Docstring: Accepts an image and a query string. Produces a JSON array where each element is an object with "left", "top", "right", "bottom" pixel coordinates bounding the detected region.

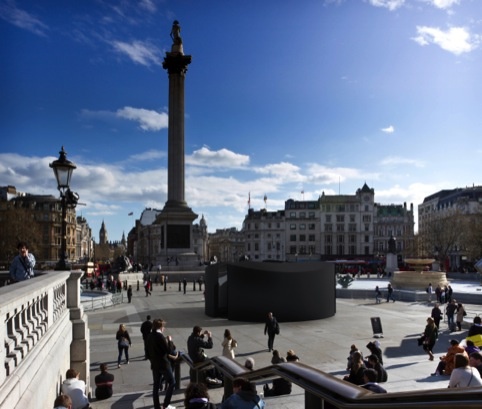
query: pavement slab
[{"left": 87, "top": 277, "right": 482, "bottom": 408}]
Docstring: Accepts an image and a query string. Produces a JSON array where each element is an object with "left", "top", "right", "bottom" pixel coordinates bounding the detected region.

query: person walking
[
  {"left": 116, "top": 324, "right": 131, "bottom": 368},
  {"left": 146, "top": 319, "right": 176, "bottom": 409},
  {"left": 386, "top": 283, "right": 395, "bottom": 302},
  {"left": 431, "top": 303, "right": 443, "bottom": 329},
  {"left": 446, "top": 299, "right": 457, "bottom": 331},
  {"left": 141, "top": 315, "right": 153, "bottom": 360},
  {"left": 222, "top": 328, "right": 236, "bottom": 359},
  {"left": 264, "top": 312, "right": 279, "bottom": 352},
  {"left": 427, "top": 283, "right": 433, "bottom": 302},
  {"left": 422, "top": 317, "right": 438, "bottom": 361},
  {"left": 375, "top": 286, "right": 382, "bottom": 304},
  {"left": 9, "top": 241, "right": 36, "bottom": 282},
  {"left": 456, "top": 302, "right": 466, "bottom": 331}
]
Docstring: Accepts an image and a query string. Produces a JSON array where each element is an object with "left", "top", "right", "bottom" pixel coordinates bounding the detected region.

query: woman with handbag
[
  {"left": 222, "top": 329, "right": 236, "bottom": 359},
  {"left": 456, "top": 303, "right": 466, "bottom": 331},
  {"left": 116, "top": 324, "right": 131, "bottom": 368},
  {"left": 423, "top": 317, "right": 438, "bottom": 361}
]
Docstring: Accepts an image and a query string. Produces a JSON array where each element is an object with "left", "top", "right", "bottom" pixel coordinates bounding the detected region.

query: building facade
[
  {"left": 0, "top": 185, "right": 89, "bottom": 266},
  {"left": 242, "top": 184, "right": 414, "bottom": 263},
  {"left": 207, "top": 227, "right": 245, "bottom": 263}
]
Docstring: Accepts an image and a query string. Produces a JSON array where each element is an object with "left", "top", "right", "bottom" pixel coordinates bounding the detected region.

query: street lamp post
[{"left": 50, "top": 146, "right": 77, "bottom": 271}]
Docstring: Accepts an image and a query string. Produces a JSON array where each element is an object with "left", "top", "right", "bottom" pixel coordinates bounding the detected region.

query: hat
[{"left": 449, "top": 339, "right": 459, "bottom": 345}]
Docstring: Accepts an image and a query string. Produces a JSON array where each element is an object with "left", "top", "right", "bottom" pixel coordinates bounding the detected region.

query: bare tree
[
  {"left": 0, "top": 206, "right": 42, "bottom": 266},
  {"left": 461, "top": 211, "right": 482, "bottom": 262},
  {"left": 419, "top": 210, "right": 466, "bottom": 268}
]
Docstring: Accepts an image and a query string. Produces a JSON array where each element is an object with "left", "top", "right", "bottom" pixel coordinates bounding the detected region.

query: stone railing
[{"left": 0, "top": 270, "right": 89, "bottom": 409}]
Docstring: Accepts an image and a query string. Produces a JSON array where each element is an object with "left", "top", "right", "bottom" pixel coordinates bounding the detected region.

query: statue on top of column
[
  {"left": 170, "top": 20, "right": 183, "bottom": 54},
  {"left": 170, "top": 20, "right": 182, "bottom": 44}
]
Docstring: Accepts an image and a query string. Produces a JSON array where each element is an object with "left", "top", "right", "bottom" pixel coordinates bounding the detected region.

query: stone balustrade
[{"left": 0, "top": 270, "right": 89, "bottom": 409}]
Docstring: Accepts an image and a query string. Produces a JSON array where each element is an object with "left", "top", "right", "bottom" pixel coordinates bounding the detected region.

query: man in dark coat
[
  {"left": 264, "top": 312, "right": 279, "bottom": 352},
  {"left": 187, "top": 326, "right": 221, "bottom": 384},
  {"left": 147, "top": 319, "right": 175, "bottom": 409},
  {"left": 140, "top": 315, "right": 153, "bottom": 360}
]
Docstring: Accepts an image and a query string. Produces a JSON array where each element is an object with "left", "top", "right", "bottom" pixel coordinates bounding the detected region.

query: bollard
[{"left": 193, "top": 280, "right": 196, "bottom": 291}]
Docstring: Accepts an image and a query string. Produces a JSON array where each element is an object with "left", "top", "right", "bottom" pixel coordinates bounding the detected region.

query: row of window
[
  {"left": 321, "top": 204, "right": 371, "bottom": 212},
  {"left": 324, "top": 223, "right": 370, "bottom": 232},
  {"left": 324, "top": 245, "right": 371, "bottom": 255},
  {"left": 288, "top": 245, "right": 317, "bottom": 255},
  {"left": 289, "top": 234, "right": 316, "bottom": 242},
  {"left": 289, "top": 223, "right": 316, "bottom": 230}
]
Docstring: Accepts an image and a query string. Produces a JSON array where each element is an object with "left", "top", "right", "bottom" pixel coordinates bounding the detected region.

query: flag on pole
[
  {"left": 248, "top": 192, "right": 251, "bottom": 208},
  {"left": 264, "top": 194, "right": 267, "bottom": 203},
  {"left": 128, "top": 212, "right": 133, "bottom": 216}
]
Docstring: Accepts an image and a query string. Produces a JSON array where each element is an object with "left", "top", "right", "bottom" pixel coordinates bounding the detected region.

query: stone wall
[{"left": 0, "top": 270, "right": 88, "bottom": 409}]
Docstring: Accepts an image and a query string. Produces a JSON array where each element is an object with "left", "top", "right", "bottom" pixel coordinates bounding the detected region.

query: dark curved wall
[{"left": 207, "top": 261, "right": 335, "bottom": 322}]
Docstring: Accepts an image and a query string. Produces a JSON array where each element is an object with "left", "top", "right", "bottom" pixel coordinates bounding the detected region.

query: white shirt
[
  {"left": 61, "top": 377, "right": 89, "bottom": 409},
  {"left": 449, "top": 366, "right": 482, "bottom": 388}
]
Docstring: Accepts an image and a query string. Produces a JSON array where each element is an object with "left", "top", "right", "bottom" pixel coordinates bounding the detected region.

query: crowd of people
[{"left": 46, "top": 269, "right": 482, "bottom": 409}]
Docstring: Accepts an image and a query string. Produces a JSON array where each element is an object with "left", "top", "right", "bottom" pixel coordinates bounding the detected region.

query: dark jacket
[
  {"left": 187, "top": 332, "right": 213, "bottom": 363},
  {"left": 373, "top": 363, "right": 388, "bottom": 383},
  {"left": 116, "top": 330, "right": 131, "bottom": 346},
  {"left": 186, "top": 402, "right": 217, "bottom": 409},
  {"left": 146, "top": 330, "right": 170, "bottom": 370},
  {"left": 264, "top": 377, "right": 292, "bottom": 396},
  {"left": 468, "top": 324, "right": 482, "bottom": 337},
  {"left": 366, "top": 342, "right": 383, "bottom": 365},
  {"left": 95, "top": 371, "right": 114, "bottom": 400},
  {"left": 264, "top": 317, "right": 279, "bottom": 335},
  {"left": 140, "top": 320, "right": 153, "bottom": 340},
  {"left": 362, "top": 382, "right": 387, "bottom": 393}
]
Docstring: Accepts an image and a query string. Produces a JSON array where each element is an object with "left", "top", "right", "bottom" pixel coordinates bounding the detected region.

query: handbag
[
  {"left": 232, "top": 339, "right": 238, "bottom": 348},
  {"left": 119, "top": 337, "right": 129, "bottom": 347},
  {"left": 417, "top": 335, "right": 426, "bottom": 346}
]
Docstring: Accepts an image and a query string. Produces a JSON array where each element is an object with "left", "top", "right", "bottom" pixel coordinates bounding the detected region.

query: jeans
[
  {"left": 118, "top": 345, "right": 129, "bottom": 364},
  {"left": 267, "top": 332, "right": 276, "bottom": 351},
  {"left": 152, "top": 366, "right": 175, "bottom": 409}
]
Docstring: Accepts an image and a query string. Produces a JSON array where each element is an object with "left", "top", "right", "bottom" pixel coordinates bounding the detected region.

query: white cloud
[
  {"left": 413, "top": 26, "right": 480, "bottom": 55},
  {"left": 380, "top": 156, "right": 425, "bottom": 168},
  {"left": 381, "top": 125, "right": 395, "bottom": 134},
  {"left": 110, "top": 40, "right": 162, "bottom": 66},
  {"left": 138, "top": 0, "right": 157, "bottom": 13},
  {"left": 116, "top": 107, "right": 168, "bottom": 131},
  {"left": 254, "top": 162, "right": 302, "bottom": 179},
  {"left": 187, "top": 147, "right": 250, "bottom": 168},
  {"left": 0, "top": 1, "right": 48, "bottom": 36},
  {"left": 128, "top": 150, "right": 166, "bottom": 162},
  {"left": 305, "top": 164, "right": 377, "bottom": 185},
  {"left": 368, "top": 0, "right": 405, "bottom": 11},
  {"left": 426, "top": 0, "right": 460, "bottom": 9}
]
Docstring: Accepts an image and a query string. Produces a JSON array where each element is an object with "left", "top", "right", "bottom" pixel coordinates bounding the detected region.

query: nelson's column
[{"left": 155, "top": 21, "right": 198, "bottom": 265}]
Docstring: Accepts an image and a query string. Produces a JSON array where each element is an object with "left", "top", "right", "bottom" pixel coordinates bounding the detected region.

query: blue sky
[{"left": 1, "top": 0, "right": 481, "bottom": 242}]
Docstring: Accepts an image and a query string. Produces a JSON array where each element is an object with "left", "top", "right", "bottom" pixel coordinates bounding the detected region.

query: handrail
[{"left": 207, "top": 356, "right": 482, "bottom": 409}]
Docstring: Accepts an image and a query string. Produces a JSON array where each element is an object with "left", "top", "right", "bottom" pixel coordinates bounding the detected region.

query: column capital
[{"left": 163, "top": 52, "right": 192, "bottom": 75}]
